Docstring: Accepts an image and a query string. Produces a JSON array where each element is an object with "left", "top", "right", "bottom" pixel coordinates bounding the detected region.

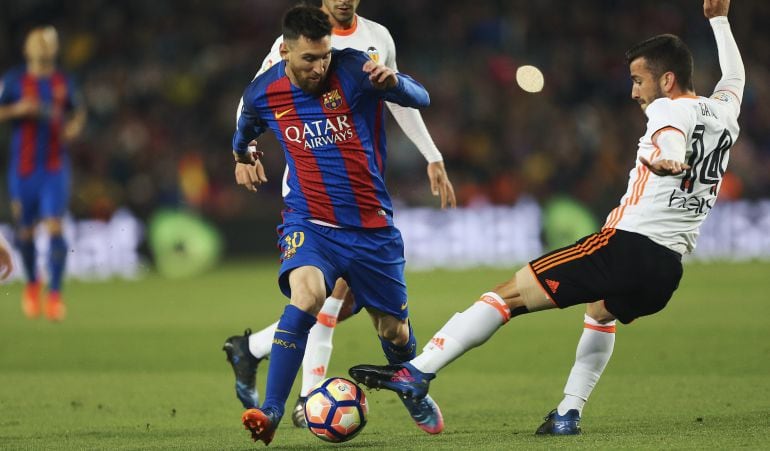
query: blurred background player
[
  {"left": 0, "top": 232, "right": 14, "bottom": 281},
  {"left": 350, "top": 0, "right": 744, "bottom": 436},
  {"left": 0, "top": 26, "right": 87, "bottom": 321},
  {"left": 232, "top": 5, "right": 442, "bottom": 444},
  {"left": 222, "top": 0, "right": 456, "bottom": 429}
]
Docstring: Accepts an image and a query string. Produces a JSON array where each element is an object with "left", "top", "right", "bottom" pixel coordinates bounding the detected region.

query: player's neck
[
  {"left": 667, "top": 87, "right": 696, "bottom": 100},
  {"left": 331, "top": 15, "right": 357, "bottom": 34},
  {"left": 27, "top": 60, "right": 55, "bottom": 77}
]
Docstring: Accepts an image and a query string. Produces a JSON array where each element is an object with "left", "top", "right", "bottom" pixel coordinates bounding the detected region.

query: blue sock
[
  {"left": 48, "top": 235, "right": 68, "bottom": 292},
  {"left": 16, "top": 237, "right": 37, "bottom": 284},
  {"left": 379, "top": 321, "right": 417, "bottom": 364},
  {"left": 261, "top": 304, "right": 317, "bottom": 418}
]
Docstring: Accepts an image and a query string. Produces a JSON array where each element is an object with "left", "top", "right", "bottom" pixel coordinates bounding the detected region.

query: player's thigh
[
  {"left": 585, "top": 300, "right": 616, "bottom": 323},
  {"left": 345, "top": 227, "right": 407, "bottom": 321},
  {"left": 39, "top": 170, "right": 70, "bottom": 224},
  {"left": 287, "top": 265, "right": 328, "bottom": 315},
  {"left": 277, "top": 224, "right": 339, "bottom": 305}
]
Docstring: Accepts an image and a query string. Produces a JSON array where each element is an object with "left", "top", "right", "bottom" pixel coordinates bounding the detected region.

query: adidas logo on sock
[
  {"left": 430, "top": 337, "right": 445, "bottom": 350},
  {"left": 311, "top": 366, "right": 325, "bottom": 376},
  {"left": 391, "top": 368, "right": 415, "bottom": 383}
]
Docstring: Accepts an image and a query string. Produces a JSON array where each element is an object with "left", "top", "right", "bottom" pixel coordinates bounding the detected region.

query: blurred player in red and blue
[
  {"left": 230, "top": 5, "right": 442, "bottom": 444},
  {"left": 0, "top": 26, "right": 87, "bottom": 321}
]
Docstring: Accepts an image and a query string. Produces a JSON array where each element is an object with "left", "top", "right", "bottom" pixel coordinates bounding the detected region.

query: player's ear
[
  {"left": 660, "top": 71, "right": 676, "bottom": 94},
  {"left": 279, "top": 41, "right": 290, "bottom": 60}
]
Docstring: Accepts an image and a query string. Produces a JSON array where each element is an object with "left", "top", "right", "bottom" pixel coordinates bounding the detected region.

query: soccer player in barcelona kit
[
  {"left": 222, "top": 0, "right": 455, "bottom": 431},
  {"left": 350, "top": 0, "right": 744, "bottom": 435},
  {"left": 230, "top": 6, "right": 443, "bottom": 444},
  {"left": 0, "top": 26, "right": 87, "bottom": 321}
]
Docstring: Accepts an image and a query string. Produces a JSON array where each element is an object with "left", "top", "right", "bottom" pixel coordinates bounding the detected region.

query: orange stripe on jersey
[
  {"left": 532, "top": 229, "right": 616, "bottom": 274},
  {"left": 603, "top": 147, "right": 661, "bottom": 228},
  {"left": 584, "top": 323, "right": 616, "bottom": 333},
  {"left": 476, "top": 295, "right": 511, "bottom": 323},
  {"left": 316, "top": 312, "right": 338, "bottom": 328},
  {"left": 332, "top": 15, "right": 358, "bottom": 36}
]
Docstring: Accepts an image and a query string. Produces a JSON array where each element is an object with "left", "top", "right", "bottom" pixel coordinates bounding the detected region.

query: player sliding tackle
[{"left": 350, "top": 0, "right": 744, "bottom": 435}]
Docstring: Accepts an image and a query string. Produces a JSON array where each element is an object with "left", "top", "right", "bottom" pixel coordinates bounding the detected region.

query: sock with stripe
[
  {"left": 379, "top": 320, "right": 417, "bottom": 365},
  {"left": 48, "top": 235, "right": 68, "bottom": 292},
  {"left": 249, "top": 321, "right": 278, "bottom": 359},
  {"left": 17, "top": 237, "right": 37, "bottom": 284},
  {"left": 300, "top": 296, "right": 344, "bottom": 396},
  {"left": 411, "top": 292, "right": 510, "bottom": 374},
  {"left": 261, "top": 304, "right": 317, "bottom": 418},
  {"left": 557, "top": 314, "right": 616, "bottom": 415}
]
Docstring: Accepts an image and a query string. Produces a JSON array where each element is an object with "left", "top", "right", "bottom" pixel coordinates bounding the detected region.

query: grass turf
[{"left": 0, "top": 260, "right": 769, "bottom": 449}]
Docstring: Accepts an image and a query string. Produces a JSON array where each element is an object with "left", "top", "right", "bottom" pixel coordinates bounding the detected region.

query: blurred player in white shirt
[
  {"left": 223, "top": 0, "right": 454, "bottom": 432},
  {"left": 349, "top": 0, "right": 744, "bottom": 435}
]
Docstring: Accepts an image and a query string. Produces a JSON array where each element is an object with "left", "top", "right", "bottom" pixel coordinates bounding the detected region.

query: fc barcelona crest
[{"left": 323, "top": 89, "right": 342, "bottom": 110}]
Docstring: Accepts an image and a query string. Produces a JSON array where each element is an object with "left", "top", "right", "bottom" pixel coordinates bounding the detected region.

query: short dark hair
[
  {"left": 282, "top": 5, "right": 332, "bottom": 42},
  {"left": 625, "top": 34, "right": 694, "bottom": 91}
]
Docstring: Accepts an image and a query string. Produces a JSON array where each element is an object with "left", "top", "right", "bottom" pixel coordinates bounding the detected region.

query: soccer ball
[{"left": 304, "top": 377, "right": 368, "bottom": 443}]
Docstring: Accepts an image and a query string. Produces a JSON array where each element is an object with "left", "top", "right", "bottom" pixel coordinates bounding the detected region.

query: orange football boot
[
  {"left": 242, "top": 408, "right": 278, "bottom": 445},
  {"left": 22, "top": 282, "right": 41, "bottom": 319},
  {"left": 45, "top": 291, "right": 66, "bottom": 322}
]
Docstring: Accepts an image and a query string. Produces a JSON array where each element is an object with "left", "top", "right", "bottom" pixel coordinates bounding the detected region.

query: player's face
[
  {"left": 322, "top": 0, "right": 360, "bottom": 27},
  {"left": 629, "top": 57, "right": 665, "bottom": 111},
  {"left": 282, "top": 36, "right": 333, "bottom": 95},
  {"left": 24, "top": 27, "right": 59, "bottom": 64}
]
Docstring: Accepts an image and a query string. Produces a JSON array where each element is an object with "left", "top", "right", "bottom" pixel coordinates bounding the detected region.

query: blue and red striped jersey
[
  {"left": 234, "top": 48, "right": 429, "bottom": 229},
  {"left": 0, "top": 65, "right": 79, "bottom": 177}
]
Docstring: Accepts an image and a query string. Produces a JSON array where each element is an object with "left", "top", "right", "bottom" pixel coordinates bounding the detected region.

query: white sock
[
  {"left": 300, "top": 296, "right": 344, "bottom": 396},
  {"left": 411, "top": 292, "right": 510, "bottom": 374},
  {"left": 557, "top": 314, "right": 616, "bottom": 416},
  {"left": 248, "top": 321, "right": 278, "bottom": 359}
]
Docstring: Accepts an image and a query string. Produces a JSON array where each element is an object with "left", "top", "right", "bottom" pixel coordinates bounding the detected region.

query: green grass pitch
[{"left": 1, "top": 261, "right": 769, "bottom": 449}]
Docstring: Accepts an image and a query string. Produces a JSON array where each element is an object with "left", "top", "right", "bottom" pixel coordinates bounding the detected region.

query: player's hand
[
  {"left": 363, "top": 60, "right": 398, "bottom": 90},
  {"left": 427, "top": 161, "right": 457, "bottom": 209},
  {"left": 12, "top": 99, "right": 40, "bottom": 118},
  {"left": 233, "top": 142, "right": 268, "bottom": 192},
  {"left": 704, "top": 0, "right": 730, "bottom": 19},
  {"left": 0, "top": 238, "right": 14, "bottom": 281},
  {"left": 639, "top": 156, "right": 691, "bottom": 176}
]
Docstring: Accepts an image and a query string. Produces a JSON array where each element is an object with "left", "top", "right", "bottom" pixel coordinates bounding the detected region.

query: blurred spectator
[{"left": 1, "top": 0, "right": 768, "bottom": 225}]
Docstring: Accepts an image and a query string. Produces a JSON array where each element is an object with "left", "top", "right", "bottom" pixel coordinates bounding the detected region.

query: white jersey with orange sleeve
[
  {"left": 604, "top": 94, "right": 741, "bottom": 254},
  {"left": 604, "top": 16, "right": 744, "bottom": 255}
]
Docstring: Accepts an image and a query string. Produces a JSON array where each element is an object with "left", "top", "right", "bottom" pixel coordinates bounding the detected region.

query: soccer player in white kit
[
  {"left": 349, "top": 0, "right": 744, "bottom": 435},
  {"left": 222, "top": 0, "right": 454, "bottom": 433}
]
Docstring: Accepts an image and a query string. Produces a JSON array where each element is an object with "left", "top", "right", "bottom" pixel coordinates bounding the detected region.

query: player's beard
[
  {"left": 299, "top": 74, "right": 327, "bottom": 95},
  {"left": 639, "top": 86, "right": 665, "bottom": 111}
]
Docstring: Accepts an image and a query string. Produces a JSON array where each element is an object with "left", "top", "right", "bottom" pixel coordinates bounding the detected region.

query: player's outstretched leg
[
  {"left": 242, "top": 408, "right": 279, "bottom": 445},
  {"left": 223, "top": 328, "right": 263, "bottom": 409},
  {"left": 17, "top": 233, "right": 40, "bottom": 319},
  {"left": 45, "top": 233, "right": 68, "bottom": 321}
]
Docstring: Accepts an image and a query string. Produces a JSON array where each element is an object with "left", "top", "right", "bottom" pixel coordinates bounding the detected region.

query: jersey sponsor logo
[
  {"left": 322, "top": 89, "right": 342, "bottom": 110},
  {"left": 274, "top": 107, "right": 294, "bottom": 119},
  {"left": 545, "top": 278, "right": 560, "bottom": 294},
  {"left": 366, "top": 46, "right": 379, "bottom": 63},
  {"left": 283, "top": 115, "right": 354, "bottom": 150},
  {"left": 667, "top": 190, "right": 714, "bottom": 216}
]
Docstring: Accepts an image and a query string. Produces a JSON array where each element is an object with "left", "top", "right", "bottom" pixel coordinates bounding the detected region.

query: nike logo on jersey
[{"left": 274, "top": 107, "right": 294, "bottom": 119}]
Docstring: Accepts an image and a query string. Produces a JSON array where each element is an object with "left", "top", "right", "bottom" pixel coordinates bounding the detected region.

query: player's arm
[
  {"left": 0, "top": 76, "right": 39, "bottom": 121},
  {"left": 0, "top": 231, "right": 14, "bottom": 280},
  {"left": 380, "top": 29, "right": 456, "bottom": 208},
  {"left": 704, "top": 0, "right": 745, "bottom": 106},
  {"left": 640, "top": 127, "right": 690, "bottom": 176},
  {"left": 363, "top": 60, "right": 429, "bottom": 108},
  {"left": 232, "top": 87, "right": 269, "bottom": 192},
  {"left": 63, "top": 102, "right": 87, "bottom": 142}
]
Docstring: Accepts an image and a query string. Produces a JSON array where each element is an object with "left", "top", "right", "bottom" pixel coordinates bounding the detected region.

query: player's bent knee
[{"left": 585, "top": 301, "right": 616, "bottom": 324}]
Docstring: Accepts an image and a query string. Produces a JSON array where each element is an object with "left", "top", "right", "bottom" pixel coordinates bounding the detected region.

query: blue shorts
[
  {"left": 8, "top": 170, "right": 70, "bottom": 227},
  {"left": 277, "top": 221, "right": 409, "bottom": 320}
]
